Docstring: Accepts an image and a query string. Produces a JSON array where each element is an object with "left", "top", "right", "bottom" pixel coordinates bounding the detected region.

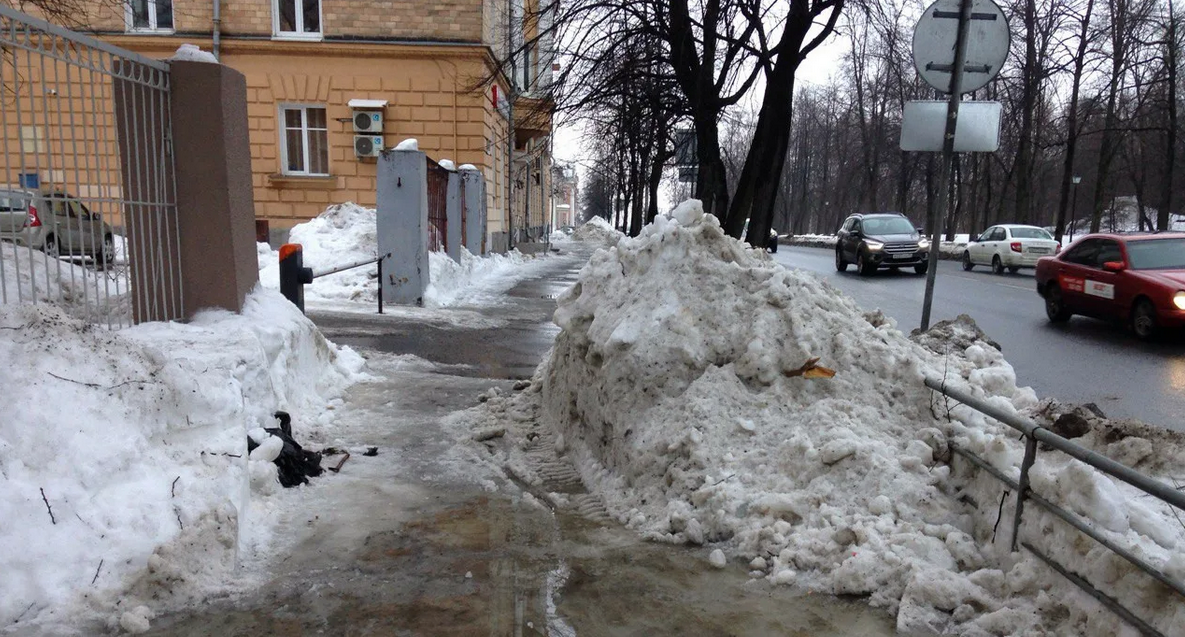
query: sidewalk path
[{"left": 142, "top": 246, "right": 896, "bottom": 637}]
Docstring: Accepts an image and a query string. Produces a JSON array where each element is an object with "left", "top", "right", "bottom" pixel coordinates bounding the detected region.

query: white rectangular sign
[{"left": 900, "top": 100, "right": 1002, "bottom": 152}]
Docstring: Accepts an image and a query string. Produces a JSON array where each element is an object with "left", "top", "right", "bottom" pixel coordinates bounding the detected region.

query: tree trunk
[
  {"left": 1054, "top": 0, "right": 1094, "bottom": 242},
  {"left": 1091, "top": 0, "right": 1129, "bottom": 233},
  {"left": 730, "top": 61, "right": 798, "bottom": 245},
  {"left": 1014, "top": 0, "right": 1039, "bottom": 225},
  {"left": 1160, "top": 0, "right": 1179, "bottom": 230}
]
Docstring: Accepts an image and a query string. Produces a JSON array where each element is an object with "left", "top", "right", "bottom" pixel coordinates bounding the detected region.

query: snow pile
[
  {"left": 1, "top": 241, "right": 131, "bottom": 323},
  {"left": 425, "top": 248, "right": 547, "bottom": 307},
  {"left": 0, "top": 288, "right": 364, "bottom": 633},
  {"left": 169, "top": 44, "right": 218, "bottom": 63},
  {"left": 572, "top": 215, "right": 623, "bottom": 246},
  {"left": 438, "top": 159, "right": 456, "bottom": 171},
  {"left": 1067, "top": 196, "right": 1185, "bottom": 235},
  {"left": 787, "top": 233, "right": 839, "bottom": 248},
  {"left": 466, "top": 200, "right": 1185, "bottom": 635},
  {"left": 394, "top": 138, "right": 419, "bottom": 151},
  {"left": 259, "top": 202, "right": 551, "bottom": 309},
  {"left": 258, "top": 203, "right": 378, "bottom": 305}
]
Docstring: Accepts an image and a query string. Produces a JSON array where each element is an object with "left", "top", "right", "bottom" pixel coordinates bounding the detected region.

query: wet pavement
[{"left": 141, "top": 245, "right": 897, "bottom": 636}]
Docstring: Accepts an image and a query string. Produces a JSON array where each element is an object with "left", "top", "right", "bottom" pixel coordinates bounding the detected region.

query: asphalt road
[{"left": 773, "top": 245, "right": 1185, "bottom": 432}]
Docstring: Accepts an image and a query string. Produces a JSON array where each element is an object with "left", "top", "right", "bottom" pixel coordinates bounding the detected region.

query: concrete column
[
  {"left": 377, "top": 149, "right": 428, "bottom": 305},
  {"left": 167, "top": 61, "right": 258, "bottom": 317},
  {"left": 445, "top": 168, "right": 462, "bottom": 262},
  {"left": 461, "top": 167, "right": 487, "bottom": 255}
]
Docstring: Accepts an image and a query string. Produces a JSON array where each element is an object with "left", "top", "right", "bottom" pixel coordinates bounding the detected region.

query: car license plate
[
  {"left": 1028, "top": 247, "right": 1050, "bottom": 254},
  {"left": 892, "top": 253, "right": 913, "bottom": 260}
]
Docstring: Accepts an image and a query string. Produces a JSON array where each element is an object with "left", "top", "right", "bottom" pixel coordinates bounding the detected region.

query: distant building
[
  {"left": 52, "top": 0, "right": 556, "bottom": 250},
  {"left": 552, "top": 162, "right": 577, "bottom": 228}
]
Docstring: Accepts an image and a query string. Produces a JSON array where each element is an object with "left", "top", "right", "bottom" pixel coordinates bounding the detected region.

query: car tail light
[
  {"left": 1056, "top": 242, "right": 1061, "bottom": 252},
  {"left": 26, "top": 204, "right": 41, "bottom": 228},
  {"left": 1010, "top": 242, "right": 1022, "bottom": 253}
]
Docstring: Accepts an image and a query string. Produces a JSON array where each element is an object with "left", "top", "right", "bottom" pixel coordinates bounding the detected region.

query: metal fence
[
  {"left": 927, "top": 377, "right": 1185, "bottom": 637},
  {"left": 426, "top": 158, "right": 447, "bottom": 253},
  {"left": 0, "top": 5, "right": 181, "bottom": 327}
]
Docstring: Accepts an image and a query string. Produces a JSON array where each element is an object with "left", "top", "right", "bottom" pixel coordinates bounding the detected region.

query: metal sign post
[{"left": 912, "top": 0, "right": 1009, "bottom": 331}]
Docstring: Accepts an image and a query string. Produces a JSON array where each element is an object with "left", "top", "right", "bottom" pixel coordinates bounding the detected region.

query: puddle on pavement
[{"left": 145, "top": 494, "right": 895, "bottom": 637}]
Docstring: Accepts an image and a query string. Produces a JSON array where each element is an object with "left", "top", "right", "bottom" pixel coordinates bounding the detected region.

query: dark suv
[{"left": 835, "top": 212, "right": 930, "bottom": 276}]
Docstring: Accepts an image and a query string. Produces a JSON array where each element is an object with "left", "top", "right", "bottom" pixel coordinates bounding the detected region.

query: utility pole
[
  {"left": 920, "top": 0, "right": 974, "bottom": 331},
  {"left": 506, "top": 0, "right": 516, "bottom": 251}
]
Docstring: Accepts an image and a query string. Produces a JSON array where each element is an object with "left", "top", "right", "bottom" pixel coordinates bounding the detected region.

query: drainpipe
[{"left": 212, "top": 0, "right": 221, "bottom": 61}]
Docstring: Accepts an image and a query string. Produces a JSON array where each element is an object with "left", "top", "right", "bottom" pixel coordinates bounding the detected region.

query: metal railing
[
  {"left": 426, "top": 159, "right": 448, "bottom": 252},
  {"left": 0, "top": 5, "right": 181, "bottom": 327},
  {"left": 926, "top": 376, "right": 1185, "bottom": 637},
  {"left": 277, "top": 243, "right": 390, "bottom": 314}
]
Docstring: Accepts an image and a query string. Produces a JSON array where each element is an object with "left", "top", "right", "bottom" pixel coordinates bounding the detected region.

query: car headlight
[
  {"left": 1174, "top": 291, "right": 1185, "bottom": 310},
  {"left": 917, "top": 238, "right": 931, "bottom": 250},
  {"left": 865, "top": 240, "right": 884, "bottom": 251}
]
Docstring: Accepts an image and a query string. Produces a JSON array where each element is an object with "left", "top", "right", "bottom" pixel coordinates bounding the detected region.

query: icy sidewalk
[{"left": 140, "top": 247, "right": 897, "bottom": 636}]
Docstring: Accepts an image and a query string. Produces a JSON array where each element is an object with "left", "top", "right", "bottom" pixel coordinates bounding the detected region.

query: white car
[{"left": 962, "top": 224, "right": 1060, "bottom": 274}]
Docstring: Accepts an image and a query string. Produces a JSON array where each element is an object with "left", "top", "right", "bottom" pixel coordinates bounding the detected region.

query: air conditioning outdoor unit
[
  {"left": 352, "top": 110, "right": 383, "bottom": 133},
  {"left": 354, "top": 135, "right": 383, "bottom": 158}
]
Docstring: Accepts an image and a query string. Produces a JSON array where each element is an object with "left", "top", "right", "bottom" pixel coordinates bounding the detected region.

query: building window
[
  {"left": 280, "top": 106, "right": 329, "bottom": 176},
  {"left": 127, "top": 0, "right": 173, "bottom": 32},
  {"left": 274, "top": 0, "right": 322, "bottom": 38}
]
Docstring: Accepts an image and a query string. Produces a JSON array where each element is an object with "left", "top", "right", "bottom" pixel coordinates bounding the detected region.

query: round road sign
[{"left": 912, "top": 0, "right": 1010, "bottom": 94}]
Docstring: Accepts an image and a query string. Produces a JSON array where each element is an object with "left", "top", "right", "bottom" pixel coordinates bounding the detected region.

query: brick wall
[{"left": 83, "top": 0, "right": 483, "bottom": 42}]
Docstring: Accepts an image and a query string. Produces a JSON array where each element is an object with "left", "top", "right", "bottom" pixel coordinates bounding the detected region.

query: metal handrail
[
  {"left": 925, "top": 377, "right": 1185, "bottom": 510},
  {"left": 926, "top": 376, "right": 1184, "bottom": 637}
]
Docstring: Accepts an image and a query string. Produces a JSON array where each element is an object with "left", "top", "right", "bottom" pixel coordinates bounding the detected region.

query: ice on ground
[
  {"left": 394, "top": 138, "right": 419, "bottom": 151},
  {"left": 169, "top": 44, "right": 218, "bottom": 63},
  {"left": 571, "top": 216, "right": 623, "bottom": 247},
  {"left": 0, "top": 287, "right": 364, "bottom": 633},
  {"left": 258, "top": 202, "right": 552, "bottom": 309},
  {"left": 462, "top": 201, "right": 1185, "bottom": 636}
]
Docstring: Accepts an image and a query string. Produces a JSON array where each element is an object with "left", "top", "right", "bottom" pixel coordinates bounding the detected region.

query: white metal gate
[{"left": 0, "top": 5, "right": 181, "bottom": 327}]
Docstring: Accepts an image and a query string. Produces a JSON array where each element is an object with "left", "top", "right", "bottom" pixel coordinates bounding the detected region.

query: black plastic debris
[
  {"left": 363, "top": 447, "right": 379, "bottom": 457},
  {"left": 246, "top": 411, "right": 324, "bottom": 488}
]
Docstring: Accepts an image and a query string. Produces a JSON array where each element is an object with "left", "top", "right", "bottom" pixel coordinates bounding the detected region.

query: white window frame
[
  {"left": 272, "top": 0, "right": 323, "bottom": 41},
  {"left": 124, "top": 0, "right": 175, "bottom": 33},
  {"left": 279, "top": 104, "right": 330, "bottom": 177}
]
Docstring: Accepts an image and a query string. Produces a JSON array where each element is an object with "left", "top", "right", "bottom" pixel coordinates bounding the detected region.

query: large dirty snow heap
[
  {"left": 471, "top": 199, "right": 1185, "bottom": 636},
  {"left": 258, "top": 202, "right": 548, "bottom": 308},
  {"left": 571, "top": 215, "right": 623, "bottom": 246},
  {"left": 0, "top": 288, "right": 364, "bottom": 634}
]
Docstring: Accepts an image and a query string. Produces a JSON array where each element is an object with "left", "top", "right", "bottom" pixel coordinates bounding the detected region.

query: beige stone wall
[{"left": 221, "top": 46, "right": 495, "bottom": 226}]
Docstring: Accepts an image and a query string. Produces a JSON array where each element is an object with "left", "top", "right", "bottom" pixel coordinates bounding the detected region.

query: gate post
[
  {"left": 377, "top": 149, "right": 429, "bottom": 305},
  {"left": 460, "top": 167, "right": 487, "bottom": 255},
  {"left": 445, "top": 167, "right": 463, "bottom": 262},
  {"left": 166, "top": 60, "right": 258, "bottom": 316}
]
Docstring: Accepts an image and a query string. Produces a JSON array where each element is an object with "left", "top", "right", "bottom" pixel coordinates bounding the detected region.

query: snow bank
[
  {"left": 169, "top": 44, "right": 218, "bottom": 63},
  {"left": 466, "top": 200, "right": 1185, "bottom": 635},
  {"left": 394, "top": 138, "right": 418, "bottom": 151},
  {"left": 1, "top": 241, "right": 131, "bottom": 323},
  {"left": 258, "top": 203, "right": 378, "bottom": 306},
  {"left": 571, "top": 215, "right": 623, "bottom": 247},
  {"left": 425, "top": 248, "right": 548, "bottom": 307},
  {"left": 0, "top": 288, "right": 364, "bottom": 633},
  {"left": 259, "top": 202, "right": 551, "bottom": 309}
]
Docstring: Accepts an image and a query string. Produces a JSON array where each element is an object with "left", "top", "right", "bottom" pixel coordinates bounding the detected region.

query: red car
[{"left": 1035, "top": 232, "right": 1185, "bottom": 340}]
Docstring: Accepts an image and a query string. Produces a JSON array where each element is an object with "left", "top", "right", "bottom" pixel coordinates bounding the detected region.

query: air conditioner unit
[
  {"left": 354, "top": 135, "right": 383, "bottom": 158},
  {"left": 352, "top": 110, "right": 383, "bottom": 133}
]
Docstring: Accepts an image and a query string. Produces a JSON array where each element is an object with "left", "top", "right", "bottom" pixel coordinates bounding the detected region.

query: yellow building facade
[{"left": 77, "top": 0, "right": 553, "bottom": 250}]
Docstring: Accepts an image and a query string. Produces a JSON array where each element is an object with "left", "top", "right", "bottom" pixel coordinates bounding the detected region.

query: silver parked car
[{"left": 0, "top": 188, "right": 116, "bottom": 268}]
